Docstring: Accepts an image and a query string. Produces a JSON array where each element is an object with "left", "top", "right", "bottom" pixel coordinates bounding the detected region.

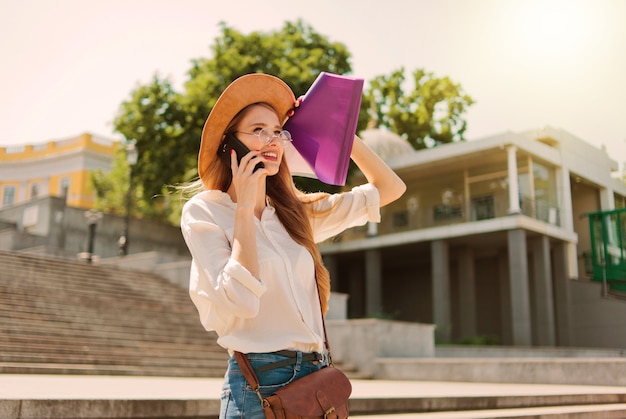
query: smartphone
[{"left": 218, "top": 133, "right": 264, "bottom": 172}]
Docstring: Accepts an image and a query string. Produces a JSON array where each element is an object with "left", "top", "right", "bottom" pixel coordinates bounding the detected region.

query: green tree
[
  {"left": 90, "top": 146, "right": 129, "bottom": 217},
  {"left": 182, "top": 20, "right": 352, "bottom": 194},
  {"left": 105, "top": 21, "right": 475, "bottom": 223},
  {"left": 108, "top": 20, "right": 352, "bottom": 221},
  {"left": 113, "top": 75, "right": 192, "bottom": 205},
  {"left": 90, "top": 145, "right": 175, "bottom": 220},
  {"left": 90, "top": 147, "right": 147, "bottom": 218},
  {"left": 362, "top": 68, "right": 475, "bottom": 149}
]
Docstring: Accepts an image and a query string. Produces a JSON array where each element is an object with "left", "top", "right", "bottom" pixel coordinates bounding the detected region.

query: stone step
[
  {"left": 0, "top": 362, "right": 226, "bottom": 377},
  {"left": 0, "top": 336, "right": 218, "bottom": 362},
  {"left": 356, "top": 404, "right": 626, "bottom": 418},
  {"left": 0, "top": 334, "right": 223, "bottom": 354},
  {"left": 0, "top": 260, "right": 185, "bottom": 297},
  {"left": 334, "top": 362, "right": 374, "bottom": 380},
  {"left": 0, "top": 308, "right": 205, "bottom": 334},
  {"left": 0, "top": 308, "right": 202, "bottom": 329},
  {"left": 0, "top": 282, "right": 187, "bottom": 306},
  {"left": 348, "top": 393, "right": 626, "bottom": 416},
  {"left": 0, "top": 302, "right": 202, "bottom": 334},
  {"left": 2, "top": 376, "right": 626, "bottom": 418},
  {"left": 0, "top": 250, "right": 229, "bottom": 378},
  {"left": 376, "top": 357, "right": 626, "bottom": 387},
  {"left": 0, "top": 321, "right": 209, "bottom": 345},
  {"left": 0, "top": 350, "right": 226, "bottom": 368}
]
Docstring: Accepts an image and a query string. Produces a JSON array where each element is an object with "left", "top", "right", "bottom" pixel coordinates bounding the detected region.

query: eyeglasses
[{"left": 235, "top": 128, "right": 292, "bottom": 147}]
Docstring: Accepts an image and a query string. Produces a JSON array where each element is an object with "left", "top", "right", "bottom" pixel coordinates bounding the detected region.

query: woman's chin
[{"left": 263, "top": 161, "right": 281, "bottom": 176}]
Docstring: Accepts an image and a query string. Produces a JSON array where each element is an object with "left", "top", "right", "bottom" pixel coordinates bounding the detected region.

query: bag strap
[
  {"left": 235, "top": 282, "right": 334, "bottom": 396},
  {"left": 234, "top": 351, "right": 264, "bottom": 403},
  {"left": 318, "top": 291, "right": 333, "bottom": 364},
  {"left": 234, "top": 351, "right": 260, "bottom": 388}
]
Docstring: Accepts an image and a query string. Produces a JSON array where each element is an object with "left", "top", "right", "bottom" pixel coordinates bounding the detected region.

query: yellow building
[{"left": 0, "top": 133, "right": 118, "bottom": 209}]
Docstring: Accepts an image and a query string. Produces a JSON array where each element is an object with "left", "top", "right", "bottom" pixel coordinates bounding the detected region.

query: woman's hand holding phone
[
  {"left": 219, "top": 133, "right": 267, "bottom": 208},
  {"left": 219, "top": 133, "right": 264, "bottom": 172}
]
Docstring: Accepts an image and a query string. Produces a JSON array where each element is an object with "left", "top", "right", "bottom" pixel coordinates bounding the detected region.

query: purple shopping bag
[{"left": 284, "top": 72, "right": 364, "bottom": 186}]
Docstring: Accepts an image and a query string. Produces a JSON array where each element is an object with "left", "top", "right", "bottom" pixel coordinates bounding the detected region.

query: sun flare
[{"left": 513, "top": 0, "right": 592, "bottom": 58}]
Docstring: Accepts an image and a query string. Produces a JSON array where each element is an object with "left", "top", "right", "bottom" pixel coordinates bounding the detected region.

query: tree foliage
[
  {"left": 90, "top": 147, "right": 130, "bottom": 216},
  {"left": 107, "top": 20, "right": 352, "bottom": 220},
  {"left": 362, "top": 68, "right": 475, "bottom": 149},
  {"left": 89, "top": 147, "right": 156, "bottom": 218},
  {"left": 113, "top": 75, "right": 193, "bottom": 204},
  {"left": 103, "top": 20, "right": 474, "bottom": 223}
]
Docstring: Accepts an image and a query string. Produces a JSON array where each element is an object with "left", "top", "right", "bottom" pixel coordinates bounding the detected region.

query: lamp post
[
  {"left": 84, "top": 209, "right": 102, "bottom": 263},
  {"left": 118, "top": 143, "right": 138, "bottom": 256}
]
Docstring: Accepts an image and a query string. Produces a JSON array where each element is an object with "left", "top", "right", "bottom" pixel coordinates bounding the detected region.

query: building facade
[
  {"left": 2, "top": 126, "right": 626, "bottom": 350},
  {"left": 0, "top": 133, "right": 118, "bottom": 210},
  {"left": 321, "top": 126, "right": 626, "bottom": 347}
]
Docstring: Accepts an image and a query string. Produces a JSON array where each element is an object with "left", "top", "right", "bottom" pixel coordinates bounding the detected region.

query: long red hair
[{"left": 203, "top": 103, "right": 333, "bottom": 314}]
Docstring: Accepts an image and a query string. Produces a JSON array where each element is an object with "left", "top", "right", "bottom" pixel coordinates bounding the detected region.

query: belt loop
[{"left": 295, "top": 351, "right": 303, "bottom": 371}]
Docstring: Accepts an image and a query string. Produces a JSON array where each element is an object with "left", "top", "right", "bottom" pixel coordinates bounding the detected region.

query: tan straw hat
[{"left": 197, "top": 73, "right": 296, "bottom": 183}]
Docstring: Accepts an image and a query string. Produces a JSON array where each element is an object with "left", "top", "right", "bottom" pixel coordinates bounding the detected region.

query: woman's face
[{"left": 234, "top": 104, "right": 286, "bottom": 176}]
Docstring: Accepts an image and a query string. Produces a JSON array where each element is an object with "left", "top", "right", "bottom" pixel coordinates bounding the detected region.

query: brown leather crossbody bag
[
  {"left": 235, "top": 292, "right": 351, "bottom": 418},
  {"left": 235, "top": 351, "right": 351, "bottom": 418}
]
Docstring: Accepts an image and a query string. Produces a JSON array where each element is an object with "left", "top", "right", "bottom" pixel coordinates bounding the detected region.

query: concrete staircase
[
  {"left": 4, "top": 250, "right": 626, "bottom": 418},
  {"left": 0, "top": 250, "right": 228, "bottom": 377}
]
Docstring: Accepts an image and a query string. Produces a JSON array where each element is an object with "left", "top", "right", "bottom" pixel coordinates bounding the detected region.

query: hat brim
[{"left": 198, "top": 74, "right": 296, "bottom": 184}]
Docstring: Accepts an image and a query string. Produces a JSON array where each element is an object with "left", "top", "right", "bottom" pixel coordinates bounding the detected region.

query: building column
[
  {"left": 531, "top": 236, "right": 556, "bottom": 345},
  {"left": 49, "top": 196, "right": 67, "bottom": 250},
  {"left": 323, "top": 255, "right": 339, "bottom": 291},
  {"left": 432, "top": 240, "right": 452, "bottom": 343},
  {"left": 600, "top": 187, "right": 615, "bottom": 211},
  {"left": 507, "top": 229, "right": 532, "bottom": 345},
  {"left": 365, "top": 249, "right": 382, "bottom": 317},
  {"left": 458, "top": 246, "right": 476, "bottom": 339},
  {"left": 347, "top": 263, "right": 364, "bottom": 318},
  {"left": 558, "top": 167, "right": 574, "bottom": 231},
  {"left": 498, "top": 251, "right": 513, "bottom": 345},
  {"left": 507, "top": 146, "right": 521, "bottom": 214},
  {"left": 367, "top": 221, "right": 378, "bottom": 236},
  {"left": 19, "top": 180, "right": 28, "bottom": 205},
  {"left": 553, "top": 242, "right": 573, "bottom": 346}
]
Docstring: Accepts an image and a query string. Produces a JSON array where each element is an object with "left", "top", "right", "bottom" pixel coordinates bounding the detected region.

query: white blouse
[{"left": 180, "top": 183, "right": 380, "bottom": 355}]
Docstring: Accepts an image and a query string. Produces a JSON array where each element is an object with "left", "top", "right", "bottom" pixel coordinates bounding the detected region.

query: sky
[{"left": 1, "top": 0, "right": 625, "bottom": 169}]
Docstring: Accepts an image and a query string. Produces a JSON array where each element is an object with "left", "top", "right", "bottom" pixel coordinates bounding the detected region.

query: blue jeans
[{"left": 220, "top": 351, "right": 328, "bottom": 419}]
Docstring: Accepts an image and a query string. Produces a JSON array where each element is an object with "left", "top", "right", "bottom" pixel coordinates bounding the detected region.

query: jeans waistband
[
  {"left": 271, "top": 350, "right": 323, "bottom": 359},
  {"left": 249, "top": 350, "right": 325, "bottom": 373}
]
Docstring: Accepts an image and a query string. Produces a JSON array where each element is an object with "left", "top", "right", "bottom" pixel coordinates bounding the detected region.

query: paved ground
[
  {"left": 3, "top": 375, "right": 626, "bottom": 418},
  {"left": 2, "top": 374, "right": 626, "bottom": 400},
  {"left": 0, "top": 374, "right": 626, "bottom": 400},
  {"left": 355, "top": 404, "right": 626, "bottom": 418}
]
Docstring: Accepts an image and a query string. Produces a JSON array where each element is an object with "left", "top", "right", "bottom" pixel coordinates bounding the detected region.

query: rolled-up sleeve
[
  {"left": 310, "top": 183, "right": 381, "bottom": 243},
  {"left": 181, "top": 199, "right": 266, "bottom": 334}
]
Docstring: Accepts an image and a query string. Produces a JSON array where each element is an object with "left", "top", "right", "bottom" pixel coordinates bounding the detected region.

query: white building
[{"left": 321, "top": 126, "right": 626, "bottom": 349}]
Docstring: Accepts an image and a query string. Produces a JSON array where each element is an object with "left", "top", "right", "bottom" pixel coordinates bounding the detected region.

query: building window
[
  {"left": 60, "top": 177, "right": 70, "bottom": 200},
  {"left": 433, "top": 205, "right": 463, "bottom": 221},
  {"left": 2, "top": 186, "right": 16, "bottom": 206},
  {"left": 30, "top": 184, "right": 39, "bottom": 200},
  {"left": 533, "top": 162, "right": 558, "bottom": 215},
  {"left": 471, "top": 195, "right": 495, "bottom": 220},
  {"left": 392, "top": 211, "right": 409, "bottom": 227}
]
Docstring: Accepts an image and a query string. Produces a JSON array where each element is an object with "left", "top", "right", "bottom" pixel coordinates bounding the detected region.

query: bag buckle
[
  {"left": 324, "top": 406, "right": 335, "bottom": 418},
  {"left": 326, "top": 351, "right": 334, "bottom": 366},
  {"left": 254, "top": 387, "right": 265, "bottom": 404}
]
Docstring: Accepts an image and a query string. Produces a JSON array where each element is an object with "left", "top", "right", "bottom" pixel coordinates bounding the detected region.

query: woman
[{"left": 180, "top": 73, "right": 405, "bottom": 418}]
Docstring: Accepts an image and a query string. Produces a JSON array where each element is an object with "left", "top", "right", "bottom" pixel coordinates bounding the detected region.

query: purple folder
[{"left": 284, "top": 72, "right": 364, "bottom": 186}]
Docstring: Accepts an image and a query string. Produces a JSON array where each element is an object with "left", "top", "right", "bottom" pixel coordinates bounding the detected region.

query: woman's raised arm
[{"left": 349, "top": 135, "right": 406, "bottom": 207}]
